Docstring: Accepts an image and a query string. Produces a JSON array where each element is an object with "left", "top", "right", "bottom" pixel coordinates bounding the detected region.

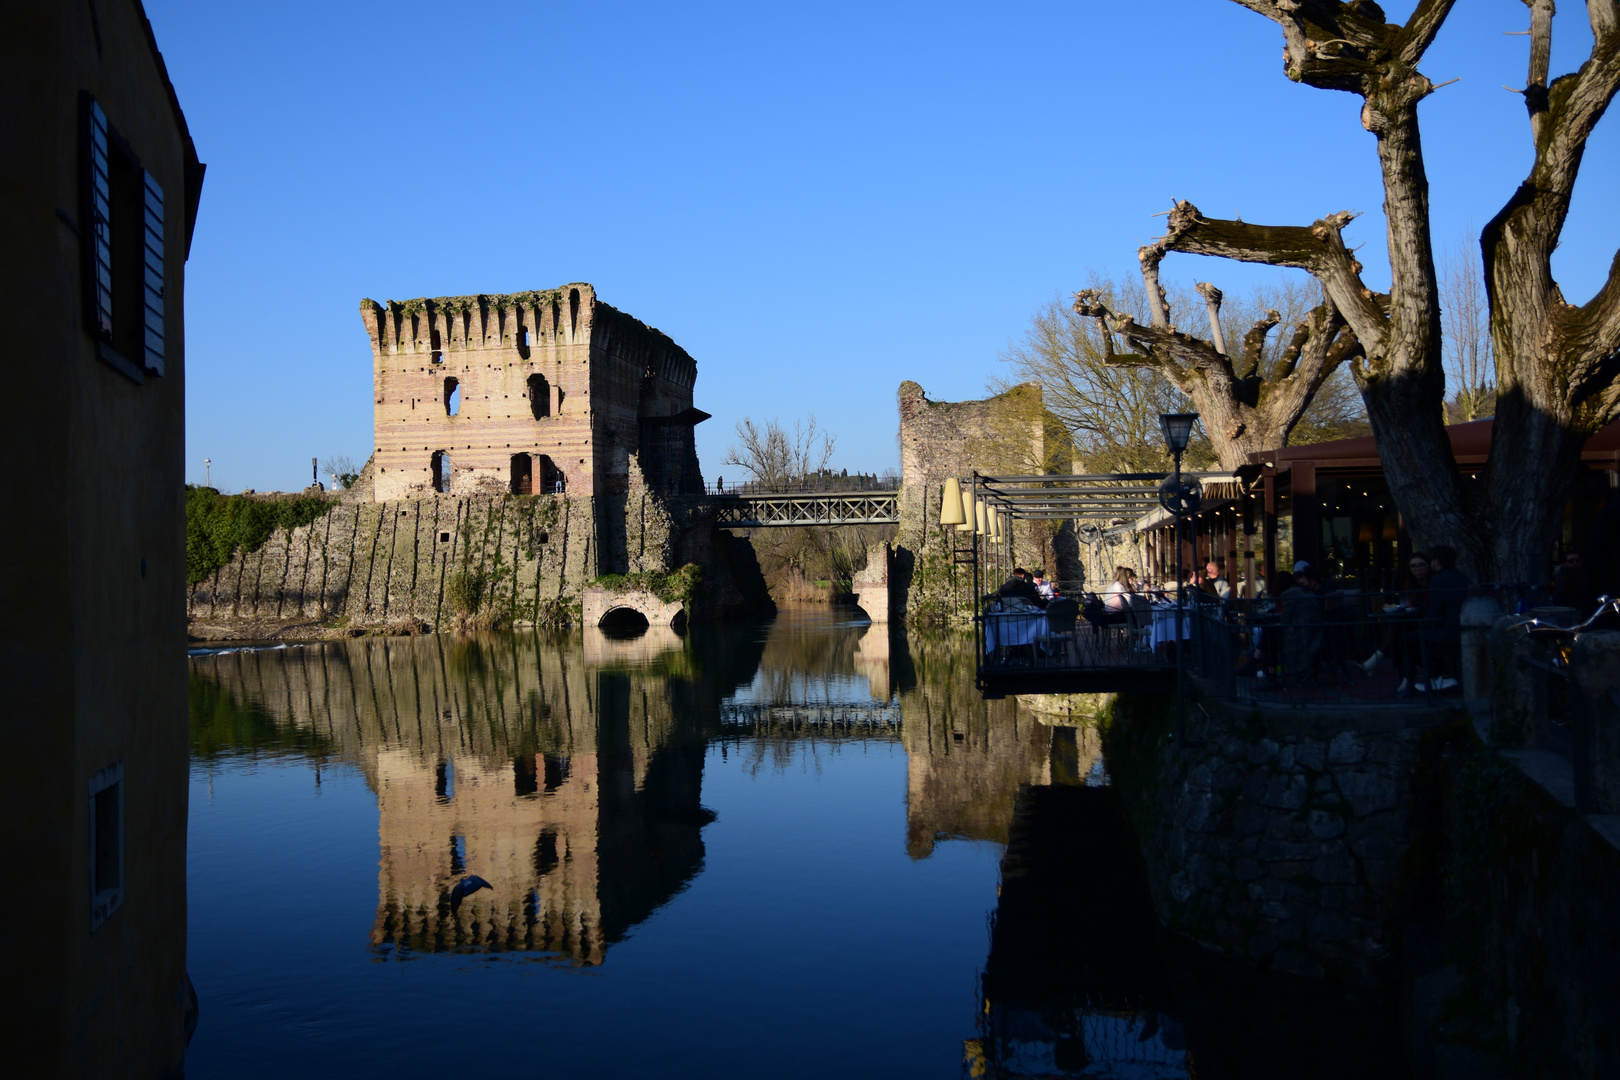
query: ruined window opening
[
  {"left": 510, "top": 453, "right": 533, "bottom": 495},
  {"left": 438, "top": 530, "right": 451, "bottom": 544},
  {"left": 537, "top": 455, "right": 564, "bottom": 495},
  {"left": 444, "top": 377, "right": 460, "bottom": 416},
  {"left": 516, "top": 326, "right": 530, "bottom": 360},
  {"left": 527, "top": 373, "right": 550, "bottom": 419},
  {"left": 89, "top": 762, "right": 123, "bottom": 931},
  {"left": 435, "top": 760, "right": 454, "bottom": 804},
  {"left": 568, "top": 288, "right": 580, "bottom": 340},
  {"left": 430, "top": 450, "right": 452, "bottom": 493},
  {"left": 431, "top": 350, "right": 444, "bottom": 365},
  {"left": 450, "top": 833, "right": 466, "bottom": 875}
]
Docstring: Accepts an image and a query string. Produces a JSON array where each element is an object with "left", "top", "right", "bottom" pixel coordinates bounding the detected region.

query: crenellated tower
[{"left": 359, "top": 283, "right": 707, "bottom": 504}]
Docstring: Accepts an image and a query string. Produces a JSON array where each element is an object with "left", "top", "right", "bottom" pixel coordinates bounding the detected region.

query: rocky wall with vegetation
[{"left": 1099, "top": 689, "right": 1460, "bottom": 987}]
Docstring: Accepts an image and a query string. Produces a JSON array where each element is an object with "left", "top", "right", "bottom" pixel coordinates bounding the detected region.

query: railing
[
  {"left": 709, "top": 490, "right": 899, "bottom": 527},
  {"left": 1186, "top": 593, "right": 1445, "bottom": 708},
  {"left": 702, "top": 474, "right": 896, "bottom": 497}
]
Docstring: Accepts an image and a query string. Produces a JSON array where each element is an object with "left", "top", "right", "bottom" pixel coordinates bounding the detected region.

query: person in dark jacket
[
  {"left": 1421, "top": 545, "right": 1470, "bottom": 691},
  {"left": 997, "top": 568, "right": 1048, "bottom": 609}
]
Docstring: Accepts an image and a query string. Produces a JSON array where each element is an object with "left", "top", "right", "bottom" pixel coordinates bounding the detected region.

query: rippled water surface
[{"left": 186, "top": 610, "right": 1397, "bottom": 1078}]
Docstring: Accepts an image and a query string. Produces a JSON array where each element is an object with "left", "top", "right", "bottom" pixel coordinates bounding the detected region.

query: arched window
[
  {"left": 527, "top": 373, "right": 550, "bottom": 419},
  {"left": 444, "top": 377, "right": 460, "bottom": 416},
  {"left": 568, "top": 288, "right": 580, "bottom": 341},
  {"left": 430, "top": 450, "right": 453, "bottom": 493},
  {"left": 510, "top": 453, "right": 533, "bottom": 495}
]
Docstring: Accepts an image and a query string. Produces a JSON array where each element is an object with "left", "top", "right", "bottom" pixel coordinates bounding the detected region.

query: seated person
[
  {"left": 1202, "top": 559, "right": 1232, "bottom": 601},
  {"left": 997, "top": 567, "right": 1048, "bottom": 610},
  {"left": 1031, "top": 571, "right": 1056, "bottom": 600},
  {"left": 1104, "top": 566, "right": 1136, "bottom": 611}
]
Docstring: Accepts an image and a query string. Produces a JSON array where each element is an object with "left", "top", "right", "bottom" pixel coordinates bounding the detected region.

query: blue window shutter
[
  {"left": 87, "top": 99, "right": 114, "bottom": 339},
  {"left": 140, "top": 170, "right": 164, "bottom": 375}
]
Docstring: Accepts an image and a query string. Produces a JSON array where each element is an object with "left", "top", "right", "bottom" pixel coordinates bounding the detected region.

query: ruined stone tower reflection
[
  {"left": 188, "top": 614, "right": 1081, "bottom": 969},
  {"left": 191, "top": 632, "right": 719, "bottom": 964}
]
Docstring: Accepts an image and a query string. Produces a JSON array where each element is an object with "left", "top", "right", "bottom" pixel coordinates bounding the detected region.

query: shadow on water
[{"left": 971, "top": 735, "right": 1406, "bottom": 1079}]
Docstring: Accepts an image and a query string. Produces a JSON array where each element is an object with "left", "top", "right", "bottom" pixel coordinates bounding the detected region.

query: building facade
[{"left": 2, "top": 2, "right": 204, "bottom": 1075}]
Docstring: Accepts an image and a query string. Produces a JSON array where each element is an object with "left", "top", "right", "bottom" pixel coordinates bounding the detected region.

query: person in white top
[
  {"left": 1104, "top": 566, "right": 1136, "bottom": 611},
  {"left": 1032, "top": 571, "right": 1055, "bottom": 600}
]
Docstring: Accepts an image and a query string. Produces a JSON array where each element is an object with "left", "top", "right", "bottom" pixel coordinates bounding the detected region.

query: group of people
[
  {"left": 1093, "top": 557, "right": 1268, "bottom": 609},
  {"left": 995, "top": 567, "right": 1060, "bottom": 609}
]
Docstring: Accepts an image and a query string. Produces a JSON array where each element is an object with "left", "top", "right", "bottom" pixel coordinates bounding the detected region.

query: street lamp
[{"left": 1160, "top": 412, "right": 1199, "bottom": 741}]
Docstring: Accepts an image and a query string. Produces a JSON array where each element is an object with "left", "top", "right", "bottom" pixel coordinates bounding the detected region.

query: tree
[
  {"left": 721, "top": 415, "right": 836, "bottom": 492},
  {"left": 1001, "top": 274, "right": 1367, "bottom": 472},
  {"left": 321, "top": 454, "right": 361, "bottom": 490},
  {"left": 998, "top": 277, "right": 1200, "bottom": 473},
  {"left": 1158, "top": 0, "right": 1620, "bottom": 582},
  {"left": 1072, "top": 250, "right": 1364, "bottom": 471},
  {"left": 1440, "top": 235, "right": 1495, "bottom": 423}
]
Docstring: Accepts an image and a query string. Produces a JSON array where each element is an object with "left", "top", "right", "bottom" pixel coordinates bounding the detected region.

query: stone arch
[
  {"left": 597, "top": 607, "right": 650, "bottom": 635},
  {"left": 582, "top": 586, "right": 686, "bottom": 630}
]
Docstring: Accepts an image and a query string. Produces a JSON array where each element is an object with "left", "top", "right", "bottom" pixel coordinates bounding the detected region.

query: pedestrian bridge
[{"left": 705, "top": 490, "right": 898, "bottom": 528}]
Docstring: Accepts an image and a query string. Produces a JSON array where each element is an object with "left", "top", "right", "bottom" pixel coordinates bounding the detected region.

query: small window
[
  {"left": 430, "top": 450, "right": 453, "bottom": 493},
  {"left": 89, "top": 762, "right": 124, "bottom": 931},
  {"left": 444, "top": 377, "right": 460, "bottom": 417},
  {"left": 438, "top": 530, "right": 451, "bottom": 544}
]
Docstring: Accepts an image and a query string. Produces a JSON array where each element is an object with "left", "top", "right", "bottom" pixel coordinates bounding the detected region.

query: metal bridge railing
[{"left": 710, "top": 490, "right": 899, "bottom": 527}]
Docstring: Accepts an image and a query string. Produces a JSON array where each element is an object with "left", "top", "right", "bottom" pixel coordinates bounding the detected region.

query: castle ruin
[{"left": 360, "top": 283, "right": 707, "bottom": 503}]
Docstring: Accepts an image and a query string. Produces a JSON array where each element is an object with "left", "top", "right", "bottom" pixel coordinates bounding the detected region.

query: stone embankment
[
  {"left": 1102, "top": 691, "right": 1458, "bottom": 986},
  {"left": 187, "top": 492, "right": 768, "bottom": 639}
]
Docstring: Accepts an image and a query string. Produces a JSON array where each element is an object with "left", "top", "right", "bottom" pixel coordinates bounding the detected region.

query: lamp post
[
  {"left": 1160, "top": 413, "right": 1199, "bottom": 740},
  {"left": 204, "top": 458, "right": 211, "bottom": 488}
]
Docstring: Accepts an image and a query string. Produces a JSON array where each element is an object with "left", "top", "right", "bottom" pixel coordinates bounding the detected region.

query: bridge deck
[{"left": 707, "top": 491, "right": 899, "bottom": 528}]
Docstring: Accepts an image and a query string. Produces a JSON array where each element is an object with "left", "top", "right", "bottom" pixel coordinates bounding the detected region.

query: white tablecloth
[
  {"left": 1149, "top": 606, "right": 1192, "bottom": 648},
  {"left": 984, "top": 612, "right": 1049, "bottom": 652}
]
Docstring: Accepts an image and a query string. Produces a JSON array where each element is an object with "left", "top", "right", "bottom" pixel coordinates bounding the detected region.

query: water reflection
[{"left": 187, "top": 611, "right": 1395, "bottom": 1076}]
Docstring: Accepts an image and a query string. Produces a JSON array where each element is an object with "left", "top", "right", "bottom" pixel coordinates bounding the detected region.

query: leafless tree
[
  {"left": 320, "top": 454, "right": 361, "bottom": 489},
  {"left": 1003, "top": 274, "right": 1367, "bottom": 472},
  {"left": 1149, "top": 0, "right": 1620, "bottom": 582},
  {"left": 722, "top": 415, "right": 837, "bottom": 492},
  {"left": 1071, "top": 252, "right": 1364, "bottom": 470},
  {"left": 996, "top": 277, "right": 1209, "bottom": 473},
  {"left": 1441, "top": 234, "right": 1496, "bottom": 422}
]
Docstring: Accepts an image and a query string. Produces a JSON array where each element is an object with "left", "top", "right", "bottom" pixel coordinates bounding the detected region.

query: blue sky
[{"left": 148, "top": 0, "right": 1618, "bottom": 493}]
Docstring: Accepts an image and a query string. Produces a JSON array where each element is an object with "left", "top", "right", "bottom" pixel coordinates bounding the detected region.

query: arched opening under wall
[
  {"left": 430, "top": 450, "right": 452, "bottom": 493},
  {"left": 528, "top": 373, "right": 550, "bottom": 419},
  {"left": 444, "top": 377, "right": 460, "bottom": 416},
  {"left": 510, "top": 453, "right": 533, "bottom": 495},
  {"left": 538, "top": 454, "right": 564, "bottom": 495},
  {"left": 598, "top": 607, "right": 649, "bottom": 637}
]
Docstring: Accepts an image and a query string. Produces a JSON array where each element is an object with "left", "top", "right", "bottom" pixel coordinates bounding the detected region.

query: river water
[{"left": 186, "top": 609, "right": 1400, "bottom": 1078}]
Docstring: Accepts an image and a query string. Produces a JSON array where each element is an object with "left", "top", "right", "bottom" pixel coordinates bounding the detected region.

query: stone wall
[
  {"left": 1101, "top": 690, "right": 1460, "bottom": 986},
  {"left": 895, "top": 381, "right": 1079, "bottom": 626}
]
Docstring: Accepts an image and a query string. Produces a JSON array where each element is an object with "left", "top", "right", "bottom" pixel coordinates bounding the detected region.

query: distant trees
[
  {"left": 721, "top": 415, "right": 836, "bottom": 491},
  {"left": 321, "top": 454, "right": 361, "bottom": 490}
]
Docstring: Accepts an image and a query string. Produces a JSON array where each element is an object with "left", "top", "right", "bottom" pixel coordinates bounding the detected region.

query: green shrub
[
  {"left": 446, "top": 568, "right": 487, "bottom": 615},
  {"left": 185, "top": 486, "right": 334, "bottom": 585},
  {"left": 591, "top": 564, "right": 703, "bottom": 606}
]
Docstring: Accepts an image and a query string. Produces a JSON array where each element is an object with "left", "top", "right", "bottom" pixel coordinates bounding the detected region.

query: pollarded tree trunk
[
  {"left": 1150, "top": 0, "right": 1620, "bottom": 584},
  {"left": 1073, "top": 257, "right": 1362, "bottom": 471}
]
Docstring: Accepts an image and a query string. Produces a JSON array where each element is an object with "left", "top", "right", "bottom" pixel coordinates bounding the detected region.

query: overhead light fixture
[{"left": 940, "top": 477, "right": 965, "bottom": 527}]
